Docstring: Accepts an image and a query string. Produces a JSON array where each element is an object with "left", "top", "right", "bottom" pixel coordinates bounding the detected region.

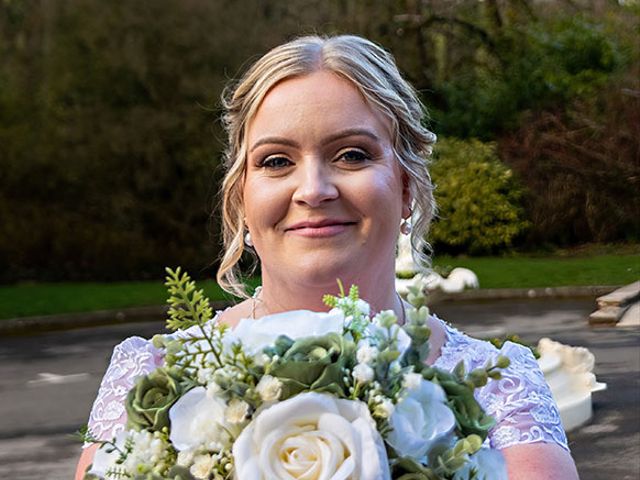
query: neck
[{"left": 256, "top": 265, "right": 403, "bottom": 320}]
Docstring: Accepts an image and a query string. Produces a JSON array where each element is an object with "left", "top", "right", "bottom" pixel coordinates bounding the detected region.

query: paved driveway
[{"left": 0, "top": 297, "right": 638, "bottom": 479}]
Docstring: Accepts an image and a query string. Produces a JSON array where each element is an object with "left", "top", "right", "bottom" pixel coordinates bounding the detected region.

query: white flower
[
  {"left": 402, "top": 372, "right": 422, "bottom": 391},
  {"left": 225, "top": 398, "right": 250, "bottom": 424},
  {"left": 197, "top": 367, "right": 214, "bottom": 385},
  {"left": 453, "top": 448, "right": 508, "bottom": 480},
  {"left": 169, "top": 387, "right": 235, "bottom": 452},
  {"left": 256, "top": 375, "right": 282, "bottom": 402},
  {"left": 375, "top": 398, "right": 395, "bottom": 419},
  {"left": 177, "top": 449, "right": 195, "bottom": 467},
  {"left": 190, "top": 453, "right": 216, "bottom": 480},
  {"left": 356, "top": 344, "right": 378, "bottom": 364},
  {"left": 373, "top": 310, "right": 397, "bottom": 328},
  {"left": 228, "top": 309, "right": 344, "bottom": 355},
  {"left": 232, "top": 392, "right": 390, "bottom": 480},
  {"left": 365, "top": 322, "right": 411, "bottom": 358},
  {"left": 353, "top": 363, "right": 375, "bottom": 383},
  {"left": 356, "top": 299, "right": 371, "bottom": 316},
  {"left": 335, "top": 297, "right": 371, "bottom": 316},
  {"left": 386, "top": 379, "right": 456, "bottom": 460},
  {"left": 88, "top": 431, "right": 129, "bottom": 477},
  {"left": 89, "top": 430, "right": 170, "bottom": 478},
  {"left": 206, "top": 382, "right": 221, "bottom": 399}
]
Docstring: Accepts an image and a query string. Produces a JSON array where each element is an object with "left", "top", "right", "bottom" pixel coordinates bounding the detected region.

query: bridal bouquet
[{"left": 82, "top": 268, "right": 509, "bottom": 480}]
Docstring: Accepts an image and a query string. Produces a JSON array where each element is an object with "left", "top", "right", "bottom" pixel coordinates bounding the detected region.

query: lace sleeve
[
  {"left": 434, "top": 321, "right": 569, "bottom": 452},
  {"left": 84, "top": 336, "right": 164, "bottom": 447},
  {"left": 479, "top": 341, "right": 569, "bottom": 451}
]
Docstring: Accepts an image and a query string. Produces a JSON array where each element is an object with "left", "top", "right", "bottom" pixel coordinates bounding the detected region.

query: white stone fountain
[
  {"left": 536, "top": 338, "right": 607, "bottom": 431},
  {"left": 395, "top": 233, "right": 478, "bottom": 296}
]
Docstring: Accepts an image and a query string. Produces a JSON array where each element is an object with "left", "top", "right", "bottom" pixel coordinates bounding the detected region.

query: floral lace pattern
[
  {"left": 433, "top": 319, "right": 569, "bottom": 452},
  {"left": 85, "top": 336, "right": 164, "bottom": 446},
  {"left": 85, "top": 314, "right": 569, "bottom": 452}
]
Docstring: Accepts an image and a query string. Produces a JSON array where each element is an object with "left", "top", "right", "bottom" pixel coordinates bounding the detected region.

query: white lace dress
[{"left": 84, "top": 314, "right": 569, "bottom": 452}]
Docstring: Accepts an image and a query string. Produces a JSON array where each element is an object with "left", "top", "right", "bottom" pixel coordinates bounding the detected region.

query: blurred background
[{"left": 1, "top": 0, "right": 638, "bottom": 288}]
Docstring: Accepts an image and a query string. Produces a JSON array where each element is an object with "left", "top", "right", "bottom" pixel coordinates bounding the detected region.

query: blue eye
[
  {"left": 261, "top": 156, "right": 292, "bottom": 169},
  {"left": 338, "top": 149, "right": 370, "bottom": 163}
]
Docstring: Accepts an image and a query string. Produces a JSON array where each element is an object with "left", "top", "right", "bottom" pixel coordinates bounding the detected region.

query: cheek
[
  {"left": 243, "top": 178, "right": 289, "bottom": 230},
  {"left": 348, "top": 169, "right": 403, "bottom": 220}
]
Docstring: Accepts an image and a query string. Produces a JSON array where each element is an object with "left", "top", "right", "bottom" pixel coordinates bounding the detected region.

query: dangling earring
[
  {"left": 244, "top": 231, "right": 253, "bottom": 247},
  {"left": 400, "top": 218, "right": 412, "bottom": 235}
]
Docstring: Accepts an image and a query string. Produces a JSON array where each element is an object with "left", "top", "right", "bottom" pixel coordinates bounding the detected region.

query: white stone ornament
[{"left": 536, "top": 338, "right": 607, "bottom": 432}]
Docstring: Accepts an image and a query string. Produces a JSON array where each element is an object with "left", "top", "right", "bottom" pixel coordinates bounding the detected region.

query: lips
[{"left": 285, "top": 218, "right": 356, "bottom": 238}]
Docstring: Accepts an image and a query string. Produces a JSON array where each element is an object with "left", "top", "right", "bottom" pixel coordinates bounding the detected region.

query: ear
[{"left": 401, "top": 171, "right": 412, "bottom": 219}]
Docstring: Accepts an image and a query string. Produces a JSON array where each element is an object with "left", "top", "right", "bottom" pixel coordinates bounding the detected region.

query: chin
[{"left": 286, "top": 254, "right": 361, "bottom": 289}]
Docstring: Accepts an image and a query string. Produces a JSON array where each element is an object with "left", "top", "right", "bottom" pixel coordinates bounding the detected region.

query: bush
[
  {"left": 499, "top": 77, "right": 640, "bottom": 246},
  {"left": 429, "top": 138, "right": 529, "bottom": 254}
]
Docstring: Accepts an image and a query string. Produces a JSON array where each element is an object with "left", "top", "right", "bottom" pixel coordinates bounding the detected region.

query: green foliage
[
  {"left": 0, "top": 0, "right": 636, "bottom": 283},
  {"left": 431, "top": 15, "right": 625, "bottom": 139},
  {"left": 429, "top": 138, "right": 529, "bottom": 254},
  {"left": 164, "top": 267, "right": 213, "bottom": 331}
]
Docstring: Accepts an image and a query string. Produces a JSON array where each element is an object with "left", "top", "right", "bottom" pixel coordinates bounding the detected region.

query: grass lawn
[
  {"left": 432, "top": 253, "right": 639, "bottom": 289},
  {"left": 0, "top": 279, "right": 240, "bottom": 320},
  {"left": 1, "top": 253, "right": 638, "bottom": 319}
]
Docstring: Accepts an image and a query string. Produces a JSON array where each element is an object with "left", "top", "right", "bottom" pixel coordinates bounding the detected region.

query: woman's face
[{"left": 243, "top": 70, "right": 409, "bottom": 287}]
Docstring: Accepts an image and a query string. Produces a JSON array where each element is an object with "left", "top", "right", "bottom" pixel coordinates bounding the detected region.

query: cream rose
[
  {"left": 228, "top": 310, "right": 345, "bottom": 355},
  {"left": 232, "top": 392, "right": 390, "bottom": 480}
]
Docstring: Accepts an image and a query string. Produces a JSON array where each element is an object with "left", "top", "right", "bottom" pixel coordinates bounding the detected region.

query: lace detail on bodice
[
  {"left": 85, "top": 336, "right": 164, "bottom": 445},
  {"left": 433, "top": 319, "right": 569, "bottom": 452},
  {"left": 85, "top": 314, "right": 569, "bottom": 452}
]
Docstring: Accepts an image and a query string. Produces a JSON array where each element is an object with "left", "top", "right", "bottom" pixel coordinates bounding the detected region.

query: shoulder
[
  {"left": 215, "top": 299, "right": 253, "bottom": 329},
  {"left": 432, "top": 319, "right": 504, "bottom": 371},
  {"left": 432, "top": 318, "right": 569, "bottom": 452}
]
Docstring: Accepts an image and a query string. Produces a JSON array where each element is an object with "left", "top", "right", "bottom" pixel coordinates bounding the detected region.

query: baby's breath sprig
[{"left": 323, "top": 279, "right": 369, "bottom": 342}]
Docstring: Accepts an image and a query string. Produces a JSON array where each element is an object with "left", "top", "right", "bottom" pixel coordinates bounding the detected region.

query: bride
[{"left": 76, "top": 35, "right": 578, "bottom": 479}]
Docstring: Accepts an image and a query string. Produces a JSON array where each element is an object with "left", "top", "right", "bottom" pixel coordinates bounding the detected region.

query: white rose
[
  {"left": 386, "top": 379, "right": 456, "bottom": 460},
  {"left": 232, "top": 392, "right": 390, "bottom": 480},
  {"left": 228, "top": 310, "right": 344, "bottom": 355},
  {"left": 169, "top": 387, "right": 235, "bottom": 452}
]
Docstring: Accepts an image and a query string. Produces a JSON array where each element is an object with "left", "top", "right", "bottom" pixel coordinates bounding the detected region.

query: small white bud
[{"left": 353, "top": 363, "right": 374, "bottom": 383}]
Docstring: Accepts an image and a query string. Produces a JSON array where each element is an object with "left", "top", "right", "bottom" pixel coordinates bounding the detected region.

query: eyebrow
[{"left": 249, "top": 128, "right": 382, "bottom": 153}]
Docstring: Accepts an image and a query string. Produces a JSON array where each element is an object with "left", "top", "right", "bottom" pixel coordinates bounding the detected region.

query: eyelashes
[
  {"left": 258, "top": 156, "right": 293, "bottom": 169},
  {"left": 257, "top": 148, "right": 372, "bottom": 170}
]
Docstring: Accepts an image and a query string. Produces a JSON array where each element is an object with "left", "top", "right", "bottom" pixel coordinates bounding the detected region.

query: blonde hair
[{"left": 217, "top": 35, "right": 436, "bottom": 298}]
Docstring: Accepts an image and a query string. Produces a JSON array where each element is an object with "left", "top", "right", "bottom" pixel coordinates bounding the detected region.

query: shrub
[
  {"left": 499, "top": 77, "right": 640, "bottom": 246},
  {"left": 429, "top": 138, "right": 529, "bottom": 254}
]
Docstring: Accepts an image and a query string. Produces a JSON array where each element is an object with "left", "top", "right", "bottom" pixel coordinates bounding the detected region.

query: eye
[
  {"left": 336, "top": 149, "right": 371, "bottom": 164},
  {"left": 259, "top": 156, "right": 293, "bottom": 169}
]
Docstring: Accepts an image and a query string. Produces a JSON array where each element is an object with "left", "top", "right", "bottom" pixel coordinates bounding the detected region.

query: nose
[{"left": 291, "top": 159, "right": 339, "bottom": 207}]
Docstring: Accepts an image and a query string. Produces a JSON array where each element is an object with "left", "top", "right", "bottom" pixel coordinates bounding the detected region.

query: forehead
[{"left": 246, "top": 70, "right": 392, "bottom": 146}]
